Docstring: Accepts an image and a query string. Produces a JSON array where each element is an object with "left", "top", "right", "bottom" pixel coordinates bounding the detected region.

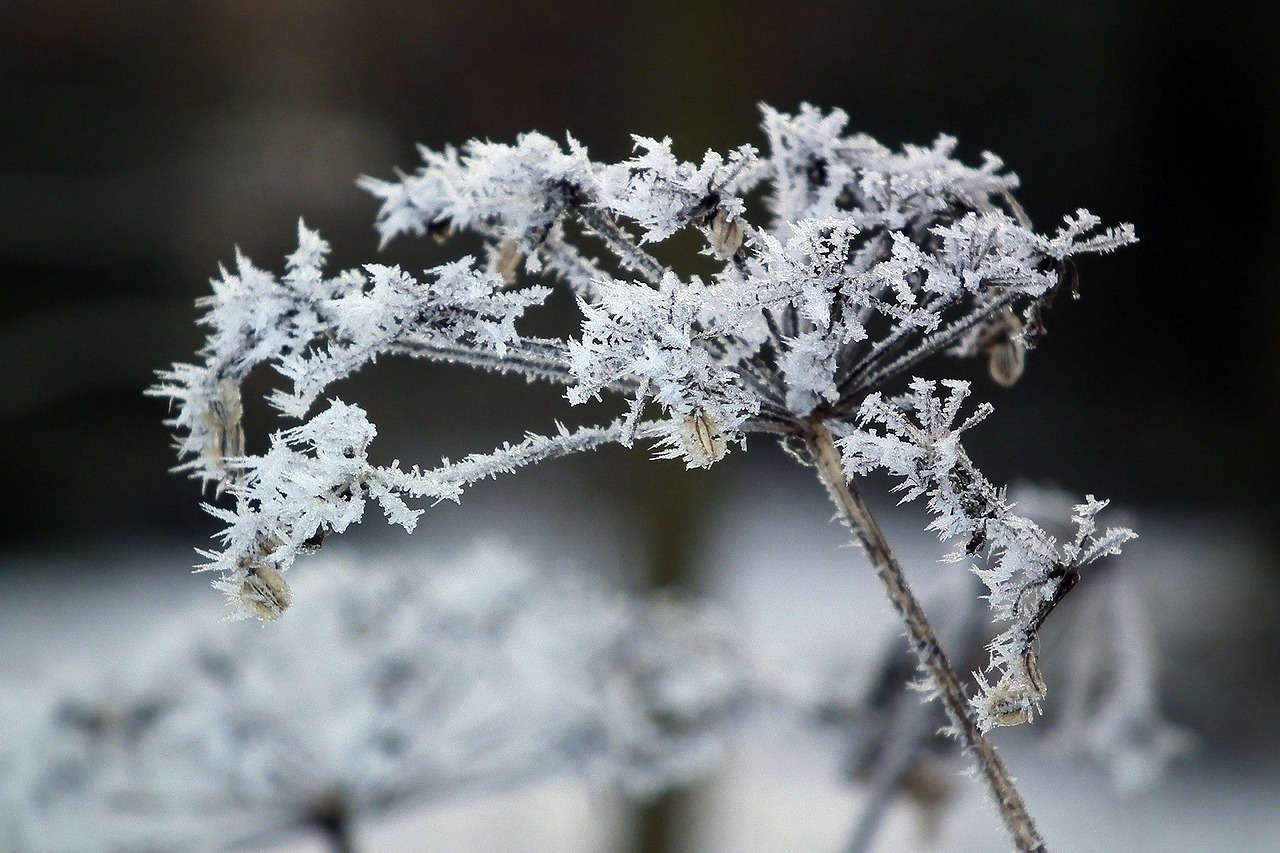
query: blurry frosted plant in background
[
  {"left": 152, "top": 103, "right": 1139, "bottom": 851},
  {"left": 774, "top": 569, "right": 986, "bottom": 852},
  {"left": 5, "top": 546, "right": 748, "bottom": 852}
]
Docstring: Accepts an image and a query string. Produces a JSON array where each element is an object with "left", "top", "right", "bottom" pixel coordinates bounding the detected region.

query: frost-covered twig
[
  {"left": 1008, "top": 486, "right": 1191, "bottom": 789},
  {"left": 839, "top": 381, "right": 1136, "bottom": 730}
]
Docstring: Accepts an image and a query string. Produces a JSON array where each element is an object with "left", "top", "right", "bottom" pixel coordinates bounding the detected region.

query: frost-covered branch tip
[{"left": 839, "top": 380, "right": 1136, "bottom": 729}]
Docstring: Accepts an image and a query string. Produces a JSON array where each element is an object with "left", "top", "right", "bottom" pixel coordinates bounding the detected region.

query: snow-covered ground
[{"left": 2, "top": 481, "right": 1277, "bottom": 852}]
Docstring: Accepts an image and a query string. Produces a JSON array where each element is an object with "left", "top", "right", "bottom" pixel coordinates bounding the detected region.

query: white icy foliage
[
  {"left": 839, "top": 380, "right": 1137, "bottom": 729},
  {"left": 152, "top": 221, "right": 549, "bottom": 484},
  {"left": 1008, "top": 485, "right": 1191, "bottom": 789},
  {"left": 591, "top": 135, "right": 755, "bottom": 244},
  {"left": 359, "top": 132, "right": 593, "bottom": 253},
  {"left": 759, "top": 103, "right": 1018, "bottom": 233},
  {"left": 154, "top": 103, "right": 1135, "bottom": 618},
  {"left": 5, "top": 548, "right": 750, "bottom": 851},
  {"left": 204, "top": 399, "right": 632, "bottom": 617},
  {"left": 567, "top": 271, "right": 759, "bottom": 459}
]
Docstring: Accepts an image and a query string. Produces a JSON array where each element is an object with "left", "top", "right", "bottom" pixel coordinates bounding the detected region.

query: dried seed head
[
  {"left": 987, "top": 339, "right": 1026, "bottom": 387},
  {"left": 977, "top": 654, "right": 1046, "bottom": 728},
  {"left": 981, "top": 687, "right": 1037, "bottom": 727},
  {"left": 427, "top": 219, "right": 454, "bottom": 244},
  {"left": 679, "top": 410, "right": 728, "bottom": 468},
  {"left": 706, "top": 209, "right": 744, "bottom": 261},
  {"left": 239, "top": 564, "right": 292, "bottom": 621}
]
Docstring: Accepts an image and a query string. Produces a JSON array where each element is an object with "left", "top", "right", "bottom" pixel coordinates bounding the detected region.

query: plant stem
[
  {"left": 842, "top": 572, "right": 983, "bottom": 853},
  {"left": 313, "top": 805, "right": 359, "bottom": 853},
  {"left": 572, "top": 204, "right": 670, "bottom": 285},
  {"left": 804, "top": 419, "right": 1047, "bottom": 853},
  {"left": 843, "top": 731, "right": 924, "bottom": 853}
]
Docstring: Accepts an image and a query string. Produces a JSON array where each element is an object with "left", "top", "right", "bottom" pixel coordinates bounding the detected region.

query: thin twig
[
  {"left": 804, "top": 418, "right": 1047, "bottom": 853},
  {"left": 837, "top": 289, "right": 1018, "bottom": 406},
  {"left": 386, "top": 338, "right": 575, "bottom": 384},
  {"left": 573, "top": 205, "right": 670, "bottom": 286},
  {"left": 843, "top": 718, "right": 926, "bottom": 853}
]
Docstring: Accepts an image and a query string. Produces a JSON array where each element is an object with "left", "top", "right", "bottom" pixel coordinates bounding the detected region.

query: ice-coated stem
[
  {"left": 804, "top": 418, "right": 1047, "bottom": 853},
  {"left": 842, "top": 572, "right": 983, "bottom": 853}
]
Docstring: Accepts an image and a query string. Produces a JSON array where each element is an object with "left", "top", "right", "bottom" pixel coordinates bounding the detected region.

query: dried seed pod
[
  {"left": 987, "top": 339, "right": 1026, "bottom": 387},
  {"left": 427, "top": 218, "right": 454, "bottom": 244},
  {"left": 239, "top": 564, "right": 292, "bottom": 621},
  {"left": 706, "top": 209, "right": 744, "bottom": 261},
  {"left": 679, "top": 410, "right": 728, "bottom": 468},
  {"left": 488, "top": 238, "right": 522, "bottom": 285},
  {"left": 978, "top": 655, "right": 1046, "bottom": 728},
  {"left": 980, "top": 310, "right": 1026, "bottom": 387},
  {"left": 981, "top": 685, "right": 1037, "bottom": 727}
]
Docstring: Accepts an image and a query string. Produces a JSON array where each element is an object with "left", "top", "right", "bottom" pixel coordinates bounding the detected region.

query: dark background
[{"left": 1, "top": 1, "right": 1277, "bottom": 561}]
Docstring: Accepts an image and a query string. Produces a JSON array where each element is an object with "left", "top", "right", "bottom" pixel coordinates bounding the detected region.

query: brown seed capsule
[
  {"left": 979, "top": 655, "right": 1047, "bottom": 727},
  {"left": 987, "top": 339, "right": 1026, "bottom": 387},
  {"left": 679, "top": 411, "right": 728, "bottom": 468},
  {"left": 202, "top": 379, "right": 245, "bottom": 489},
  {"left": 239, "top": 564, "right": 292, "bottom": 622},
  {"left": 427, "top": 218, "right": 454, "bottom": 244},
  {"left": 706, "top": 209, "right": 744, "bottom": 261},
  {"left": 489, "top": 238, "right": 522, "bottom": 286},
  {"left": 983, "top": 687, "right": 1037, "bottom": 727},
  {"left": 981, "top": 311, "right": 1026, "bottom": 387}
]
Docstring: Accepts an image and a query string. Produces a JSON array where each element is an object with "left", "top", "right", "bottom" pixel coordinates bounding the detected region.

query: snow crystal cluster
[
  {"left": 3, "top": 547, "right": 748, "bottom": 852},
  {"left": 153, "top": 103, "right": 1136, "bottom": 729}
]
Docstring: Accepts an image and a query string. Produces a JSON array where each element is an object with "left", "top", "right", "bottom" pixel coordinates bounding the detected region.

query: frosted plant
[
  {"left": 1049, "top": 568, "right": 1192, "bottom": 790},
  {"left": 153, "top": 103, "right": 1136, "bottom": 851},
  {"left": 5, "top": 546, "right": 747, "bottom": 853},
  {"left": 839, "top": 381, "right": 1137, "bottom": 730}
]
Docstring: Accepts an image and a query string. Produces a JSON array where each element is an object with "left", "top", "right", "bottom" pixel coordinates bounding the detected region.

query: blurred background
[{"left": 2, "top": 1, "right": 1279, "bottom": 850}]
